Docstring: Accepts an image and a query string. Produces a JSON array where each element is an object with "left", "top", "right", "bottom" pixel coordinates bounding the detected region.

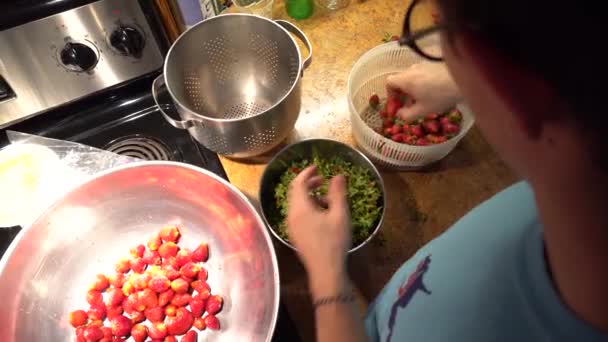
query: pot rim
[{"left": 163, "top": 14, "right": 304, "bottom": 123}]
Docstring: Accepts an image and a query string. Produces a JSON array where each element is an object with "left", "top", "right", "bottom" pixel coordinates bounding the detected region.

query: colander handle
[
  {"left": 152, "top": 74, "right": 204, "bottom": 130},
  {"left": 275, "top": 20, "right": 312, "bottom": 71}
]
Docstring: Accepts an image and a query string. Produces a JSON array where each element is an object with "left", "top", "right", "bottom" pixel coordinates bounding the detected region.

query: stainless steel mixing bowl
[
  {"left": 0, "top": 162, "right": 279, "bottom": 341},
  {"left": 259, "top": 139, "right": 386, "bottom": 253}
]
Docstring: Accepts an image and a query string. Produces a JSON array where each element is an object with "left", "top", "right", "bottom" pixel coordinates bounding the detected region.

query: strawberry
[
  {"left": 369, "top": 94, "right": 380, "bottom": 108},
  {"left": 161, "top": 265, "right": 180, "bottom": 280},
  {"left": 447, "top": 109, "right": 463, "bottom": 123},
  {"left": 205, "top": 295, "right": 223, "bottom": 315},
  {"left": 158, "top": 242, "right": 179, "bottom": 259},
  {"left": 379, "top": 110, "right": 388, "bottom": 118},
  {"left": 158, "top": 289, "right": 175, "bottom": 307},
  {"left": 68, "top": 310, "right": 88, "bottom": 328},
  {"left": 83, "top": 325, "right": 104, "bottom": 341},
  {"left": 159, "top": 225, "right": 181, "bottom": 243},
  {"left": 88, "top": 304, "right": 107, "bottom": 321},
  {"left": 193, "top": 317, "right": 206, "bottom": 330},
  {"left": 105, "top": 288, "right": 125, "bottom": 307},
  {"left": 130, "top": 244, "right": 146, "bottom": 259},
  {"left": 410, "top": 124, "right": 425, "bottom": 138},
  {"left": 115, "top": 258, "right": 131, "bottom": 274},
  {"left": 86, "top": 289, "right": 104, "bottom": 306},
  {"left": 385, "top": 96, "right": 402, "bottom": 117},
  {"left": 204, "top": 314, "right": 220, "bottom": 330},
  {"left": 391, "top": 134, "right": 404, "bottom": 142},
  {"left": 190, "top": 297, "right": 205, "bottom": 317},
  {"left": 425, "top": 113, "right": 439, "bottom": 120},
  {"left": 176, "top": 249, "right": 192, "bottom": 268},
  {"left": 182, "top": 330, "right": 198, "bottom": 342},
  {"left": 165, "top": 307, "right": 194, "bottom": 336},
  {"left": 164, "top": 337, "right": 177, "bottom": 342},
  {"left": 180, "top": 262, "right": 200, "bottom": 279},
  {"left": 108, "top": 273, "right": 126, "bottom": 288},
  {"left": 130, "top": 310, "right": 145, "bottom": 324},
  {"left": 403, "top": 135, "right": 418, "bottom": 145},
  {"left": 144, "top": 307, "right": 165, "bottom": 323},
  {"left": 171, "top": 293, "right": 192, "bottom": 307},
  {"left": 171, "top": 278, "right": 189, "bottom": 294},
  {"left": 165, "top": 304, "right": 178, "bottom": 317},
  {"left": 383, "top": 127, "right": 393, "bottom": 137},
  {"left": 91, "top": 274, "right": 109, "bottom": 292},
  {"left": 383, "top": 118, "right": 394, "bottom": 128},
  {"left": 138, "top": 288, "right": 158, "bottom": 308},
  {"left": 147, "top": 235, "right": 162, "bottom": 251},
  {"left": 148, "top": 322, "right": 168, "bottom": 339},
  {"left": 422, "top": 120, "right": 440, "bottom": 134},
  {"left": 442, "top": 122, "right": 460, "bottom": 134},
  {"left": 191, "top": 243, "right": 209, "bottom": 263},
  {"left": 106, "top": 305, "right": 124, "bottom": 319},
  {"left": 142, "top": 250, "right": 162, "bottom": 266},
  {"left": 149, "top": 276, "right": 171, "bottom": 293},
  {"left": 130, "top": 258, "right": 147, "bottom": 274},
  {"left": 439, "top": 116, "right": 450, "bottom": 126},
  {"left": 416, "top": 138, "right": 429, "bottom": 146},
  {"left": 110, "top": 315, "right": 132, "bottom": 337},
  {"left": 131, "top": 324, "right": 148, "bottom": 342},
  {"left": 197, "top": 267, "right": 208, "bottom": 281}
]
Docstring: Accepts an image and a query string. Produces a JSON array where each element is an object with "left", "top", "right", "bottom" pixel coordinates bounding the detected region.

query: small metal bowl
[{"left": 259, "top": 139, "right": 386, "bottom": 253}]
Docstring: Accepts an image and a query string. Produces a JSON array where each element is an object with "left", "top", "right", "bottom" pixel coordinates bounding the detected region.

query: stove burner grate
[{"left": 104, "top": 135, "right": 172, "bottom": 161}]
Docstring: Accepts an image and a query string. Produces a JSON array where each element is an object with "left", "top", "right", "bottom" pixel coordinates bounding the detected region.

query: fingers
[
  {"left": 386, "top": 73, "right": 410, "bottom": 96},
  {"left": 288, "top": 166, "right": 318, "bottom": 211},
  {"left": 307, "top": 175, "right": 325, "bottom": 189},
  {"left": 396, "top": 104, "right": 427, "bottom": 122},
  {"left": 326, "top": 175, "right": 348, "bottom": 214}
]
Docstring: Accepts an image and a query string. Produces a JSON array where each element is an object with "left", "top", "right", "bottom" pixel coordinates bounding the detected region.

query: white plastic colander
[{"left": 347, "top": 42, "right": 475, "bottom": 169}]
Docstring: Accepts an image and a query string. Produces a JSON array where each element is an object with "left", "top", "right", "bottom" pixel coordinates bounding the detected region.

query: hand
[
  {"left": 386, "top": 62, "right": 462, "bottom": 122},
  {"left": 287, "top": 166, "right": 352, "bottom": 297}
]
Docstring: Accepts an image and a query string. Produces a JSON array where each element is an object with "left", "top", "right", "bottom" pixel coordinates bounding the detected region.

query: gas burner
[{"left": 104, "top": 135, "right": 172, "bottom": 161}]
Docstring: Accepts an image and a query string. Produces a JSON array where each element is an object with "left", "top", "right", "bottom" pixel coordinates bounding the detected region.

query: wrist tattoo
[{"left": 312, "top": 293, "right": 355, "bottom": 309}]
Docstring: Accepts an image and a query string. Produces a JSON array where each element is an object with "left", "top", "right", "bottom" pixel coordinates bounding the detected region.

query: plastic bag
[{"left": 0, "top": 131, "right": 139, "bottom": 228}]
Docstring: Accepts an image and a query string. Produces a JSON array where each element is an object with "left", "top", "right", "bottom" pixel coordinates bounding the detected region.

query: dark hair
[{"left": 437, "top": 1, "right": 607, "bottom": 162}]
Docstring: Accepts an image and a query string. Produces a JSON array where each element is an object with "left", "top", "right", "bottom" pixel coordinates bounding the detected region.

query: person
[{"left": 286, "top": 0, "right": 608, "bottom": 341}]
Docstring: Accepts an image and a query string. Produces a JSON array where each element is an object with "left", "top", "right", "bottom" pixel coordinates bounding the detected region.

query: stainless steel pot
[
  {"left": 0, "top": 162, "right": 280, "bottom": 341},
  {"left": 152, "top": 14, "right": 312, "bottom": 158}
]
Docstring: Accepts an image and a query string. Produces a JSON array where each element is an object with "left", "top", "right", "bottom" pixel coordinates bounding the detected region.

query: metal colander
[{"left": 153, "top": 14, "right": 312, "bottom": 158}]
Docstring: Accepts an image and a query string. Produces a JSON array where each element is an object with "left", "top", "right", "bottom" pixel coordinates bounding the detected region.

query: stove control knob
[
  {"left": 110, "top": 26, "right": 145, "bottom": 58},
  {"left": 60, "top": 42, "right": 98, "bottom": 72}
]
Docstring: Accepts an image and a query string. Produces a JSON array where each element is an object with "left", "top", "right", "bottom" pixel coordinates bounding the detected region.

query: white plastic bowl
[{"left": 347, "top": 42, "right": 475, "bottom": 169}]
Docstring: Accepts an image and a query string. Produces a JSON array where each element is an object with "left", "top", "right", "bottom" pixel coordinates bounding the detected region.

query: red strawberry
[
  {"left": 158, "top": 242, "right": 179, "bottom": 259},
  {"left": 422, "top": 120, "right": 440, "bottom": 134},
  {"left": 159, "top": 225, "right": 181, "bottom": 243},
  {"left": 182, "top": 330, "right": 198, "bottom": 342},
  {"left": 410, "top": 124, "right": 425, "bottom": 138},
  {"left": 369, "top": 94, "right": 380, "bottom": 108},
  {"left": 165, "top": 307, "right": 194, "bottom": 336},
  {"left": 383, "top": 127, "right": 393, "bottom": 137},
  {"left": 442, "top": 122, "right": 460, "bottom": 134},
  {"left": 147, "top": 235, "right": 162, "bottom": 251},
  {"left": 68, "top": 310, "right": 88, "bottom": 328},
  {"left": 206, "top": 295, "right": 223, "bottom": 315},
  {"left": 91, "top": 274, "right": 109, "bottom": 292},
  {"left": 391, "top": 124, "right": 402, "bottom": 134},
  {"left": 149, "top": 276, "right": 171, "bottom": 293},
  {"left": 148, "top": 322, "right": 168, "bottom": 339},
  {"left": 131, "top": 324, "right": 148, "bottom": 342},
  {"left": 416, "top": 138, "right": 429, "bottom": 146},
  {"left": 191, "top": 243, "right": 209, "bottom": 263},
  {"left": 204, "top": 314, "right": 220, "bottom": 330},
  {"left": 425, "top": 113, "right": 439, "bottom": 120},
  {"left": 385, "top": 96, "right": 402, "bottom": 117},
  {"left": 130, "top": 310, "right": 145, "bottom": 324},
  {"left": 403, "top": 135, "right": 418, "bottom": 145},
  {"left": 105, "top": 288, "right": 125, "bottom": 307},
  {"left": 391, "top": 134, "right": 404, "bottom": 142},
  {"left": 379, "top": 110, "right": 388, "bottom": 118},
  {"left": 83, "top": 325, "right": 104, "bottom": 341},
  {"left": 88, "top": 303, "right": 107, "bottom": 321},
  {"left": 447, "top": 109, "right": 463, "bottom": 123},
  {"left": 144, "top": 307, "right": 165, "bottom": 323},
  {"left": 106, "top": 305, "right": 124, "bottom": 319},
  {"left": 130, "top": 244, "right": 146, "bottom": 259},
  {"left": 439, "top": 116, "right": 450, "bottom": 126},
  {"left": 110, "top": 315, "right": 132, "bottom": 337},
  {"left": 193, "top": 317, "right": 206, "bottom": 330},
  {"left": 158, "top": 289, "right": 175, "bottom": 307},
  {"left": 176, "top": 249, "right": 192, "bottom": 267},
  {"left": 383, "top": 118, "right": 394, "bottom": 128},
  {"left": 86, "top": 289, "right": 104, "bottom": 306},
  {"left": 190, "top": 297, "right": 205, "bottom": 317},
  {"left": 130, "top": 258, "right": 147, "bottom": 274}
]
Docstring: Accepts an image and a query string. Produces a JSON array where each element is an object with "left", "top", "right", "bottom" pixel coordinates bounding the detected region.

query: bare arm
[
  {"left": 310, "top": 274, "right": 368, "bottom": 342},
  {"left": 286, "top": 166, "right": 369, "bottom": 342}
]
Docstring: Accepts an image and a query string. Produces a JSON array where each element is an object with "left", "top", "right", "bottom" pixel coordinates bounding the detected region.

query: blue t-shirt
[{"left": 365, "top": 182, "right": 607, "bottom": 341}]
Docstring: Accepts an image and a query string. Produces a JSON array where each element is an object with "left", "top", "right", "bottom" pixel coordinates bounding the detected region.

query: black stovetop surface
[{"left": 0, "top": 72, "right": 300, "bottom": 341}]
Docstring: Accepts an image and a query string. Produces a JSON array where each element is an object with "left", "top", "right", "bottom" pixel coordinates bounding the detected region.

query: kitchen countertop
[{"left": 221, "top": 1, "right": 518, "bottom": 340}]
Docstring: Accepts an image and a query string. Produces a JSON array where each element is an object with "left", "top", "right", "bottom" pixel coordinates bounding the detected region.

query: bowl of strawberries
[{"left": 348, "top": 42, "right": 475, "bottom": 169}]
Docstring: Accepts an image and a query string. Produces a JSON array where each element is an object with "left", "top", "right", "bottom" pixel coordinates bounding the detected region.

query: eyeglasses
[{"left": 399, "top": 0, "right": 444, "bottom": 61}]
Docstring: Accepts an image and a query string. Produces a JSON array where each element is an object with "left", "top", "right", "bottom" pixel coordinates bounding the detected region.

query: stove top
[{"left": 0, "top": 72, "right": 301, "bottom": 341}]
